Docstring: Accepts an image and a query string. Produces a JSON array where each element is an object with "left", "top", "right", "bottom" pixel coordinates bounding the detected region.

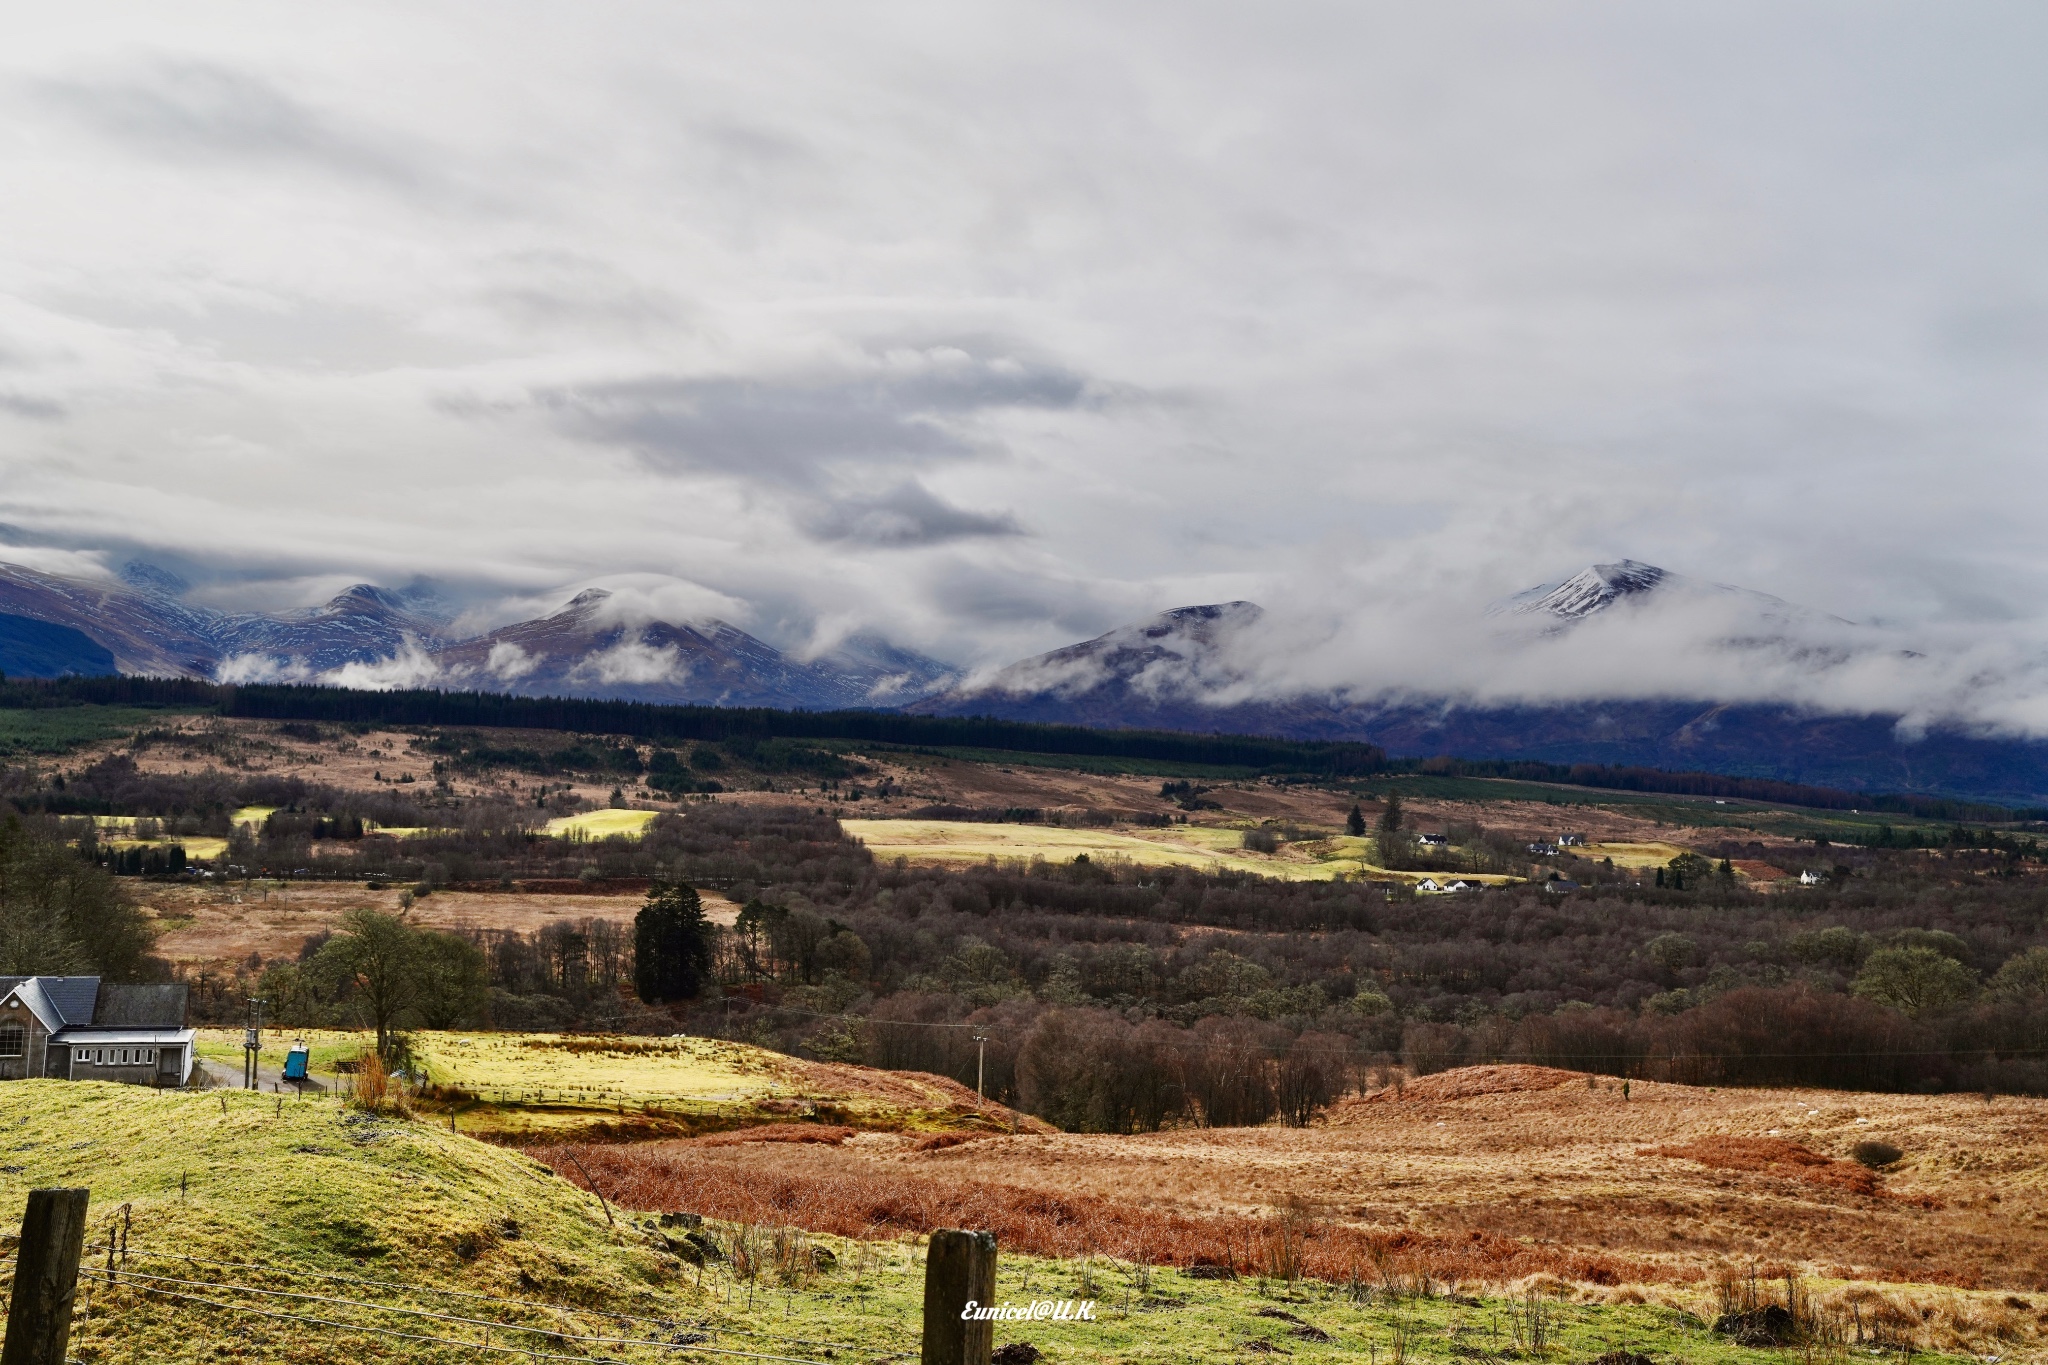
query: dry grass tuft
[{"left": 345, "top": 1048, "right": 411, "bottom": 1116}]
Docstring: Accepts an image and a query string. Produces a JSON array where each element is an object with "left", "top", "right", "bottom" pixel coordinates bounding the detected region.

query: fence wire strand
[
  {"left": 83, "top": 1271, "right": 836, "bottom": 1365},
  {"left": 118, "top": 1246, "right": 914, "bottom": 1355}
]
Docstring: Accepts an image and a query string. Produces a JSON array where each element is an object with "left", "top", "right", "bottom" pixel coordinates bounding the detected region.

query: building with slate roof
[{"left": 0, "top": 977, "right": 194, "bottom": 1085}]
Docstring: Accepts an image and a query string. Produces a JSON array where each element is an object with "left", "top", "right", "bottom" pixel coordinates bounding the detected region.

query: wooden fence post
[
  {"left": 2, "top": 1188, "right": 90, "bottom": 1365},
  {"left": 921, "top": 1228, "right": 995, "bottom": 1365}
]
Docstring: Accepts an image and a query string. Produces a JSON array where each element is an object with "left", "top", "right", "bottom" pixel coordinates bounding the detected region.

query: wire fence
[{"left": 65, "top": 1237, "right": 923, "bottom": 1365}]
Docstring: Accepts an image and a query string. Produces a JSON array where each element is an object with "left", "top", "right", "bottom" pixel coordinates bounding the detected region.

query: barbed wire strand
[
  {"left": 119, "top": 1247, "right": 914, "bottom": 1354},
  {"left": 87, "top": 1273, "right": 834, "bottom": 1365}
]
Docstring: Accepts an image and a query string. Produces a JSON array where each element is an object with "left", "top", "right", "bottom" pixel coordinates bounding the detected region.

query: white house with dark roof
[{"left": 0, "top": 977, "right": 194, "bottom": 1086}]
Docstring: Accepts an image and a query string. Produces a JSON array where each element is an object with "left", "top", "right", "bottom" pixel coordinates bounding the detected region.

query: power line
[{"left": 702, "top": 1004, "right": 2048, "bottom": 1064}]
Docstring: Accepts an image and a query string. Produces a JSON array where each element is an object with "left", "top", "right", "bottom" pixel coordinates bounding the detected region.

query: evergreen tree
[
  {"left": 1377, "top": 793, "right": 1403, "bottom": 834},
  {"left": 635, "top": 881, "right": 710, "bottom": 1004},
  {"left": 1346, "top": 805, "right": 1367, "bottom": 838}
]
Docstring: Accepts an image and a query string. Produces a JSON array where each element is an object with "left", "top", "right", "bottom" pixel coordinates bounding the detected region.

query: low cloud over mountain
[
  {"left": 0, "top": 562, "right": 954, "bottom": 711},
  {"left": 18, "top": 550, "right": 2048, "bottom": 797}
]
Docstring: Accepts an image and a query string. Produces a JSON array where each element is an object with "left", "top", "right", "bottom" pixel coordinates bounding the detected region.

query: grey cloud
[
  {"left": 0, "top": 393, "right": 64, "bottom": 421},
  {"left": 34, "top": 60, "right": 430, "bottom": 195},
  {"left": 8, "top": 5, "right": 2048, "bottom": 718},
  {"left": 804, "top": 480, "right": 1024, "bottom": 547},
  {"left": 532, "top": 347, "right": 1090, "bottom": 480}
]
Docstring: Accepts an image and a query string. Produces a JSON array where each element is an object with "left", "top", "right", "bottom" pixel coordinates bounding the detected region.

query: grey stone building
[{"left": 0, "top": 977, "right": 195, "bottom": 1086}]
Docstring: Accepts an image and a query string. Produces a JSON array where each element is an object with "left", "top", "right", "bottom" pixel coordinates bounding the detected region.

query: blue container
[{"left": 283, "top": 1042, "right": 310, "bottom": 1081}]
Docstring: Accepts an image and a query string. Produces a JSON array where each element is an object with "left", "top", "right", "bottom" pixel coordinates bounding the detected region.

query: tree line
[{"left": 2, "top": 675, "right": 1389, "bottom": 776}]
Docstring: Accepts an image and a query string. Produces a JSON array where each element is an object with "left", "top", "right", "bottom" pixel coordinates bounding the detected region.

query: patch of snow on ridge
[{"left": 1499, "top": 560, "right": 1669, "bottom": 619}]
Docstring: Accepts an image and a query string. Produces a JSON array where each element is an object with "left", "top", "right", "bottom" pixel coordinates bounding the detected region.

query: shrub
[
  {"left": 347, "top": 1048, "right": 396, "bottom": 1113},
  {"left": 1851, "top": 1139, "right": 1903, "bottom": 1168}
]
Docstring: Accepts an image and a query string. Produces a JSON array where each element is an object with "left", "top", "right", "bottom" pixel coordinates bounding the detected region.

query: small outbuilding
[{"left": 0, "top": 977, "right": 194, "bottom": 1086}]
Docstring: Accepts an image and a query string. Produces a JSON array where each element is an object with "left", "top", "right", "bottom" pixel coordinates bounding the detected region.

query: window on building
[{"left": 0, "top": 1025, "right": 24, "bottom": 1058}]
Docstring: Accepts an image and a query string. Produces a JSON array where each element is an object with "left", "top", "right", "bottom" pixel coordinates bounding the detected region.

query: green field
[
  {"left": 0, "top": 703, "right": 203, "bottom": 754},
  {"left": 193, "top": 1029, "right": 1007, "bottom": 1138},
  {"left": 843, "top": 819, "right": 1520, "bottom": 885},
  {"left": 0, "top": 1080, "right": 1944, "bottom": 1365},
  {"left": 543, "top": 807, "right": 662, "bottom": 840}
]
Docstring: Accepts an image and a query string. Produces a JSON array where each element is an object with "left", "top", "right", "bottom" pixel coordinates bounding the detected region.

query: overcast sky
[{"left": 4, "top": 2, "right": 2047, "bottom": 676}]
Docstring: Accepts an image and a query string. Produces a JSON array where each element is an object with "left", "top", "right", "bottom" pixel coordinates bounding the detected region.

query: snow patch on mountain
[{"left": 1495, "top": 559, "right": 1668, "bottom": 619}]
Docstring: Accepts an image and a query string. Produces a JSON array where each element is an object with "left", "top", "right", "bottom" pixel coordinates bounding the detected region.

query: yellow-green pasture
[
  {"left": 193, "top": 1028, "right": 1003, "bottom": 1138},
  {"left": 844, "top": 820, "right": 1521, "bottom": 885},
  {"left": 105, "top": 835, "right": 230, "bottom": 860},
  {"left": 544, "top": 808, "right": 662, "bottom": 841}
]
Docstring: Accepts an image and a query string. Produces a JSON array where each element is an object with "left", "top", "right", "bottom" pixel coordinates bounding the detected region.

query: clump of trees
[
  {"left": 635, "top": 882, "right": 711, "bottom": 1004},
  {"left": 0, "top": 815, "right": 159, "bottom": 979},
  {"left": 257, "top": 909, "right": 489, "bottom": 1058}
]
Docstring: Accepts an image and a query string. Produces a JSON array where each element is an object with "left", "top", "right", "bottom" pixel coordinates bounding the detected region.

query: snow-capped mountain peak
[{"left": 1499, "top": 560, "right": 1669, "bottom": 620}]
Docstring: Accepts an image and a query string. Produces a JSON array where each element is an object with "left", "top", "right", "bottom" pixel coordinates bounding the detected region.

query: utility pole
[
  {"left": 243, "top": 997, "right": 267, "bottom": 1090},
  {"left": 972, "top": 1031, "right": 988, "bottom": 1100}
]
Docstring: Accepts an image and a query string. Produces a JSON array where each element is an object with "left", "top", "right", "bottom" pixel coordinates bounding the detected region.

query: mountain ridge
[
  {"left": 0, "top": 562, "right": 955, "bottom": 710},
  {"left": 14, "top": 555, "right": 2048, "bottom": 799}
]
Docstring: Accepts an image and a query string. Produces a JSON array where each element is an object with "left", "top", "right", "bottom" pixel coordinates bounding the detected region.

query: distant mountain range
[
  {"left": 10, "top": 555, "right": 2048, "bottom": 800},
  {"left": 912, "top": 561, "right": 2048, "bottom": 803},
  {"left": 0, "top": 562, "right": 955, "bottom": 710}
]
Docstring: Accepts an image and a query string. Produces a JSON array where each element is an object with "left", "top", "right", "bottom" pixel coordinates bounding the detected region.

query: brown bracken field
[{"left": 539, "top": 1065, "right": 2048, "bottom": 1297}]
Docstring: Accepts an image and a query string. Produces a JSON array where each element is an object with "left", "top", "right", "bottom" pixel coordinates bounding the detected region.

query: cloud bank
[{"left": 2, "top": 4, "right": 2048, "bottom": 726}]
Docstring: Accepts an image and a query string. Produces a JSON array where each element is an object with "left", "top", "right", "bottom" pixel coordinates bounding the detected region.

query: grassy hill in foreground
[{"left": 0, "top": 1080, "right": 1888, "bottom": 1365}]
